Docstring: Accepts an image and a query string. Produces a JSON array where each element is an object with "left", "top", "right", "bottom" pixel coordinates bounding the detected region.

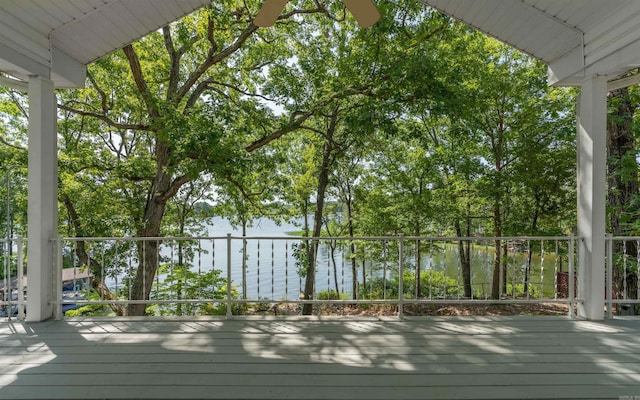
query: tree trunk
[
  {"left": 491, "top": 202, "right": 502, "bottom": 299},
  {"left": 123, "top": 43, "right": 176, "bottom": 317},
  {"left": 242, "top": 220, "right": 247, "bottom": 299},
  {"left": 61, "top": 193, "right": 126, "bottom": 316},
  {"left": 488, "top": 116, "right": 506, "bottom": 300},
  {"left": 524, "top": 194, "right": 541, "bottom": 296},
  {"left": 330, "top": 242, "right": 340, "bottom": 296},
  {"left": 302, "top": 111, "right": 338, "bottom": 315},
  {"left": 176, "top": 239, "right": 183, "bottom": 316},
  {"left": 524, "top": 246, "right": 532, "bottom": 297},
  {"left": 321, "top": 219, "right": 341, "bottom": 297},
  {"left": 127, "top": 149, "right": 173, "bottom": 316},
  {"left": 455, "top": 220, "right": 472, "bottom": 298},
  {"left": 347, "top": 198, "right": 358, "bottom": 300},
  {"left": 303, "top": 199, "right": 310, "bottom": 237},
  {"left": 361, "top": 259, "right": 366, "bottom": 295},
  {"left": 607, "top": 86, "right": 639, "bottom": 302},
  {"left": 502, "top": 241, "right": 508, "bottom": 295},
  {"left": 414, "top": 234, "right": 421, "bottom": 298},
  {"left": 128, "top": 236, "right": 163, "bottom": 316}
]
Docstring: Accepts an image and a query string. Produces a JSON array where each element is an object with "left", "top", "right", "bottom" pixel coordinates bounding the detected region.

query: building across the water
[{"left": 1, "top": 267, "right": 92, "bottom": 317}]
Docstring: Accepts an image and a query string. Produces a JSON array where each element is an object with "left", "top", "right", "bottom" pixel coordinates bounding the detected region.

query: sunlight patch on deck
[
  {"left": 573, "top": 321, "right": 624, "bottom": 333},
  {"left": 435, "top": 321, "right": 521, "bottom": 334}
]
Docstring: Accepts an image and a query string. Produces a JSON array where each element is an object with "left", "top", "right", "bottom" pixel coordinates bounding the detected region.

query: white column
[
  {"left": 26, "top": 76, "right": 57, "bottom": 322},
  {"left": 577, "top": 76, "right": 607, "bottom": 320}
]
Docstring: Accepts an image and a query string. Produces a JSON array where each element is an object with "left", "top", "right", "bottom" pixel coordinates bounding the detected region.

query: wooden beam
[
  {"left": 607, "top": 73, "right": 640, "bottom": 91},
  {"left": 0, "top": 74, "right": 27, "bottom": 91},
  {"left": 51, "top": 47, "right": 86, "bottom": 88},
  {"left": 0, "top": 42, "right": 49, "bottom": 79}
]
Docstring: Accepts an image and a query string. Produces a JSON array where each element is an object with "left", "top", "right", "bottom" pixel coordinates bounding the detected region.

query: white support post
[
  {"left": 576, "top": 75, "right": 607, "bottom": 320},
  {"left": 26, "top": 75, "right": 57, "bottom": 322}
]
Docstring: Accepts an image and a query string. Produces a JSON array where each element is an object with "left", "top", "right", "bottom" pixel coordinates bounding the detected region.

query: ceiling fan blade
[
  {"left": 254, "top": 0, "right": 288, "bottom": 27},
  {"left": 342, "top": 0, "right": 381, "bottom": 28}
]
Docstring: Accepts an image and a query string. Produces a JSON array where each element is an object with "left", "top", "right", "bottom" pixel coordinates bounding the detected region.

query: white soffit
[
  {"left": 420, "top": 0, "right": 640, "bottom": 86},
  {"left": 4, "top": 1, "right": 640, "bottom": 88},
  {"left": 0, "top": 0, "right": 211, "bottom": 88}
]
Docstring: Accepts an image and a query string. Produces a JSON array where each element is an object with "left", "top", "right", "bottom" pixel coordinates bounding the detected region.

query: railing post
[
  {"left": 3, "top": 240, "right": 6, "bottom": 320},
  {"left": 498, "top": 240, "right": 504, "bottom": 301},
  {"left": 398, "top": 235, "right": 404, "bottom": 319},
  {"left": 54, "top": 236, "right": 63, "bottom": 320},
  {"left": 17, "top": 236, "right": 25, "bottom": 320},
  {"left": 568, "top": 236, "right": 575, "bottom": 318},
  {"left": 6, "top": 238, "right": 11, "bottom": 321},
  {"left": 606, "top": 235, "right": 613, "bottom": 319},
  {"left": 5, "top": 166, "right": 12, "bottom": 321},
  {"left": 226, "top": 234, "right": 232, "bottom": 319}
]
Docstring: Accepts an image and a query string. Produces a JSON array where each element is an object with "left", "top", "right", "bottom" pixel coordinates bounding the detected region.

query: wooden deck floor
[{"left": 1, "top": 316, "right": 639, "bottom": 399}]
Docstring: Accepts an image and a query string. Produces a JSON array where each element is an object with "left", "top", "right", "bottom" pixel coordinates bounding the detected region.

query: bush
[
  {"left": 358, "top": 270, "right": 461, "bottom": 300},
  {"left": 318, "top": 289, "right": 350, "bottom": 300}
]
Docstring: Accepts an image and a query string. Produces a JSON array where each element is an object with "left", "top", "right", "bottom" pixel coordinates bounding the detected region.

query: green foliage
[
  {"left": 0, "top": 253, "right": 20, "bottom": 280},
  {"left": 359, "top": 270, "right": 460, "bottom": 300},
  {"left": 292, "top": 242, "right": 310, "bottom": 278},
  {"left": 1, "top": 0, "right": 585, "bottom": 314},
  {"left": 611, "top": 254, "right": 639, "bottom": 275},
  {"left": 147, "top": 264, "right": 235, "bottom": 316},
  {"left": 317, "top": 289, "right": 350, "bottom": 300},
  {"left": 64, "top": 290, "right": 113, "bottom": 317}
]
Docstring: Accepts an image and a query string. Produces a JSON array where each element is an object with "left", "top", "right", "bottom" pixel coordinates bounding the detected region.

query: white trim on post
[
  {"left": 576, "top": 75, "right": 607, "bottom": 320},
  {"left": 26, "top": 75, "right": 57, "bottom": 322}
]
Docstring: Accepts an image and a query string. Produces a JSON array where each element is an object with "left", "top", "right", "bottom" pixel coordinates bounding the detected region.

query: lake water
[
  {"left": 99, "top": 217, "right": 565, "bottom": 302},
  {"left": 203, "top": 217, "right": 354, "bottom": 300},
  {"left": 162, "top": 218, "right": 564, "bottom": 301}
]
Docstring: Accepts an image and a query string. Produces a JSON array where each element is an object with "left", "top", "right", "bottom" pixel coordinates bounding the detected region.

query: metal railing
[
  {"left": 51, "top": 235, "right": 579, "bottom": 318},
  {"left": 606, "top": 236, "right": 640, "bottom": 318},
  {"left": 1, "top": 237, "right": 26, "bottom": 320}
]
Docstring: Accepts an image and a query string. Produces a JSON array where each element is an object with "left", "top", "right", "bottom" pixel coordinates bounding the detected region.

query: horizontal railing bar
[
  {"left": 51, "top": 299, "right": 401, "bottom": 305},
  {"left": 51, "top": 298, "right": 581, "bottom": 306},
  {"left": 46, "top": 234, "right": 587, "bottom": 319},
  {"left": 58, "top": 235, "right": 578, "bottom": 242},
  {"left": 219, "top": 299, "right": 399, "bottom": 304},
  {"left": 57, "top": 236, "right": 229, "bottom": 242},
  {"left": 608, "top": 236, "right": 640, "bottom": 240},
  {"left": 605, "top": 300, "right": 640, "bottom": 304},
  {"left": 51, "top": 300, "right": 228, "bottom": 305},
  {"left": 402, "top": 299, "right": 580, "bottom": 304},
  {"left": 50, "top": 299, "right": 400, "bottom": 305},
  {"left": 229, "top": 299, "right": 581, "bottom": 305},
  {"left": 56, "top": 235, "right": 578, "bottom": 242}
]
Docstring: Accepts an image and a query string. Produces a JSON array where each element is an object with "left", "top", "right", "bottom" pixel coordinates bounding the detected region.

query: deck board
[{"left": 0, "top": 316, "right": 639, "bottom": 399}]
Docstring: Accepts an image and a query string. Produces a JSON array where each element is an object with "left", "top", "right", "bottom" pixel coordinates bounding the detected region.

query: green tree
[
  {"left": 0, "top": 86, "right": 28, "bottom": 241},
  {"left": 607, "top": 82, "right": 640, "bottom": 304},
  {"left": 58, "top": 1, "right": 326, "bottom": 315},
  {"left": 453, "top": 40, "right": 575, "bottom": 299}
]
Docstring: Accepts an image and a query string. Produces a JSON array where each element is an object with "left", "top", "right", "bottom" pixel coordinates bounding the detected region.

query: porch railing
[
  {"left": 52, "top": 235, "right": 579, "bottom": 318},
  {"left": 606, "top": 236, "right": 640, "bottom": 318},
  {"left": 0, "top": 237, "right": 26, "bottom": 320}
]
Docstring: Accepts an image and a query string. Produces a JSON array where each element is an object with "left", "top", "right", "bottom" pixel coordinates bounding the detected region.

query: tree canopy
[{"left": 0, "top": 0, "right": 591, "bottom": 312}]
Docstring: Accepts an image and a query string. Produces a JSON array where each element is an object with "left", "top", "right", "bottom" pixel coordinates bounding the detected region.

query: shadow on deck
[{"left": 1, "top": 316, "right": 640, "bottom": 399}]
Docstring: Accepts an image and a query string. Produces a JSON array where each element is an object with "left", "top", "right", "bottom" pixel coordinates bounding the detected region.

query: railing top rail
[
  {"left": 0, "top": 236, "right": 26, "bottom": 243},
  {"left": 56, "top": 235, "right": 578, "bottom": 242},
  {"left": 608, "top": 236, "right": 640, "bottom": 241}
]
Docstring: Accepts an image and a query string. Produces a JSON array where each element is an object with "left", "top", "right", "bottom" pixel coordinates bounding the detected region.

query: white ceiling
[
  {"left": 0, "top": 0, "right": 210, "bottom": 87},
  {"left": 420, "top": 0, "right": 640, "bottom": 85},
  {"left": 2, "top": 1, "right": 640, "bottom": 88}
]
